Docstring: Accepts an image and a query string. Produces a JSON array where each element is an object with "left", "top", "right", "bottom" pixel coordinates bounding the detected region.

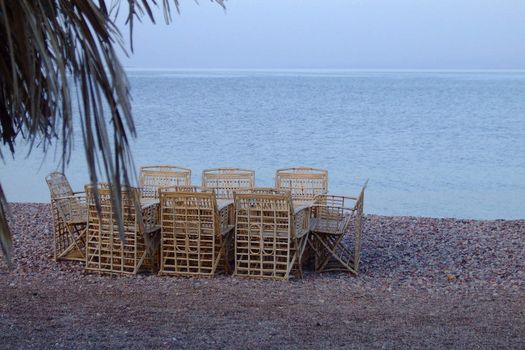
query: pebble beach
[{"left": 1, "top": 202, "right": 524, "bottom": 349}]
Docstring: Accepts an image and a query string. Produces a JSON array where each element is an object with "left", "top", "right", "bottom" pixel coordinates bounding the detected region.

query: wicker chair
[
  {"left": 158, "top": 186, "right": 234, "bottom": 277},
  {"left": 202, "top": 168, "right": 255, "bottom": 199},
  {"left": 139, "top": 165, "right": 192, "bottom": 200},
  {"left": 45, "top": 172, "right": 87, "bottom": 261},
  {"left": 233, "top": 189, "right": 309, "bottom": 280},
  {"left": 84, "top": 183, "right": 160, "bottom": 275},
  {"left": 309, "top": 180, "right": 368, "bottom": 275},
  {"left": 275, "top": 167, "right": 328, "bottom": 204}
]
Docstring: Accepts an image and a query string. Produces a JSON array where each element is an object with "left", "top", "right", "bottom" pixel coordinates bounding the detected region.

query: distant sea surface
[{"left": 1, "top": 70, "right": 524, "bottom": 219}]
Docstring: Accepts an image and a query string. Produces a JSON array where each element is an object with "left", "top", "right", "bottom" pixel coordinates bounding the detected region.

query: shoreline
[
  {"left": 6, "top": 201, "right": 523, "bottom": 222},
  {"left": 1, "top": 202, "right": 524, "bottom": 348}
]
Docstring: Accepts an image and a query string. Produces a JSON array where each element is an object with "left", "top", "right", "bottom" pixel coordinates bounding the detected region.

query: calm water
[{"left": 1, "top": 70, "right": 524, "bottom": 219}]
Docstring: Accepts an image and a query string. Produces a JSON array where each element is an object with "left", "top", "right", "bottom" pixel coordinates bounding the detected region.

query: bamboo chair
[
  {"left": 202, "top": 168, "right": 255, "bottom": 199},
  {"left": 309, "top": 180, "right": 368, "bottom": 275},
  {"left": 164, "top": 185, "right": 232, "bottom": 234},
  {"left": 233, "top": 189, "right": 309, "bottom": 280},
  {"left": 45, "top": 172, "right": 87, "bottom": 261},
  {"left": 139, "top": 165, "right": 192, "bottom": 200},
  {"left": 84, "top": 183, "right": 160, "bottom": 275},
  {"left": 158, "top": 186, "right": 234, "bottom": 277},
  {"left": 275, "top": 167, "right": 328, "bottom": 205},
  {"left": 202, "top": 168, "right": 255, "bottom": 231}
]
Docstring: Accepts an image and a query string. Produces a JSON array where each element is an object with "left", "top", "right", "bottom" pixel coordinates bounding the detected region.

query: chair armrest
[
  {"left": 312, "top": 195, "right": 358, "bottom": 210},
  {"left": 313, "top": 194, "right": 357, "bottom": 201},
  {"left": 51, "top": 193, "right": 87, "bottom": 222},
  {"left": 309, "top": 204, "right": 356, "bottom": 212}
]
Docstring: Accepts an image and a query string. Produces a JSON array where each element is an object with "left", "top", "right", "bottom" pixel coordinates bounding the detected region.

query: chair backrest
[
  {"left": 84, "top": 183, "right": 145, "bottom": 275},
  {"left": 313, "top": 195, "right": 352, "bottom": 221},
  {"left": 352, "top": 180, "right": 368, "bottom": 271},
  {"left": 159, "top": 187, "right": 217, "bottom": 230},
  {"left": 234, "top": 191, "right": 298, "bottom": 280},
  {"left": 46, "top": 172, "right": 74, "bottom": 199},
  {"left": 354, "top": 179, "right": 368, "bottom": 217},
  {"left": 45, "top": 172, "right": 84, "bottom": 223},
  {"left": 159, "top": 187, "right": 221, "bottom": 276},
  {"left": 139, "top": 165, "right": 191, "bottom": 199},
  {"left": 275, "top": 167, "right": 328, "bottom": 202},
  {"left": 202, "top": 168, "right": 255, "bottom": 199},
  {"left": 312, "top": 180, "right": 368, "bottom": 233}
]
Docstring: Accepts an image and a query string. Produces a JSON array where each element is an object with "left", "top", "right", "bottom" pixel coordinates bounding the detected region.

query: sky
[{"left": 118, "top": 0, "right": 525, "bottom": 69}]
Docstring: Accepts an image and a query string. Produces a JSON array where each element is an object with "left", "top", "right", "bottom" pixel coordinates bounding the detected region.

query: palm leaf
[{"left": 0, "top": 0, "right": 225, "bottom": 265}]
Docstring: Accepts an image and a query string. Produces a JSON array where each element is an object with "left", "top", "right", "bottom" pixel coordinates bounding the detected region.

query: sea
[{"left": 1, "top": 69, "right": 524, "bottom": 219}]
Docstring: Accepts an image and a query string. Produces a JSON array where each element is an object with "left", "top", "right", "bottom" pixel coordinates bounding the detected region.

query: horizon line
[{"left": 123, "top": 67, "right": 525, "bottom": 72}]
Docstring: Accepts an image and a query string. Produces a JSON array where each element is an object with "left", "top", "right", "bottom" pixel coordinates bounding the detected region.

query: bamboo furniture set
[{"left": 46, "top": 166, "right": 367, "bottom": 280}]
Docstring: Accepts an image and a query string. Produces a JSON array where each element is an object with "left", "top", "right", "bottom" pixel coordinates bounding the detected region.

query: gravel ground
[{"left": 0, "top": 203, "right": 524, "bottom": 349}]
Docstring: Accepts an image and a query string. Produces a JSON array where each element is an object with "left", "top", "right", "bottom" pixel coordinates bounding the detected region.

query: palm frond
[{"left": 0, "top": 0, "right": 226, "bottom": 265}]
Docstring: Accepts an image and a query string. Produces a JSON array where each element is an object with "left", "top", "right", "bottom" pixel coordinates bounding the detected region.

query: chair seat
[{"left": 309, "top": 217, "right": 347, "bottom": 235}]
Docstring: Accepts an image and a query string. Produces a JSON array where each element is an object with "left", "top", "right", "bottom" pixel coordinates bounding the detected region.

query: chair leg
[
  {"left": 294, "top": 233, "right": 311, "bottom": 278},
  {"left": 56, "top": 223, "right": 86, "bottom": 261},
  {"left": 71, "top": 224, "right": 86, "bottom": 255},
  {"left": 221, "top": 235, "right": 232, "bottom": 274},
  {"left": 314, "top": 232, "right": 358, "bottom": 275},
  {"left": 221, "top": 252, "right": 231, "bottom": 274},
  {"left": 212, "top": 243, "right": 228, "bottom": 275},
  {"left": 317, "top": 234, "right": 341, "bottom": 271},
  {"left": 134, "top": 251, "right": 148, "bottom": 275},
  {"left": 309, "top": 233, "right": 330, "bottom": 271}
]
